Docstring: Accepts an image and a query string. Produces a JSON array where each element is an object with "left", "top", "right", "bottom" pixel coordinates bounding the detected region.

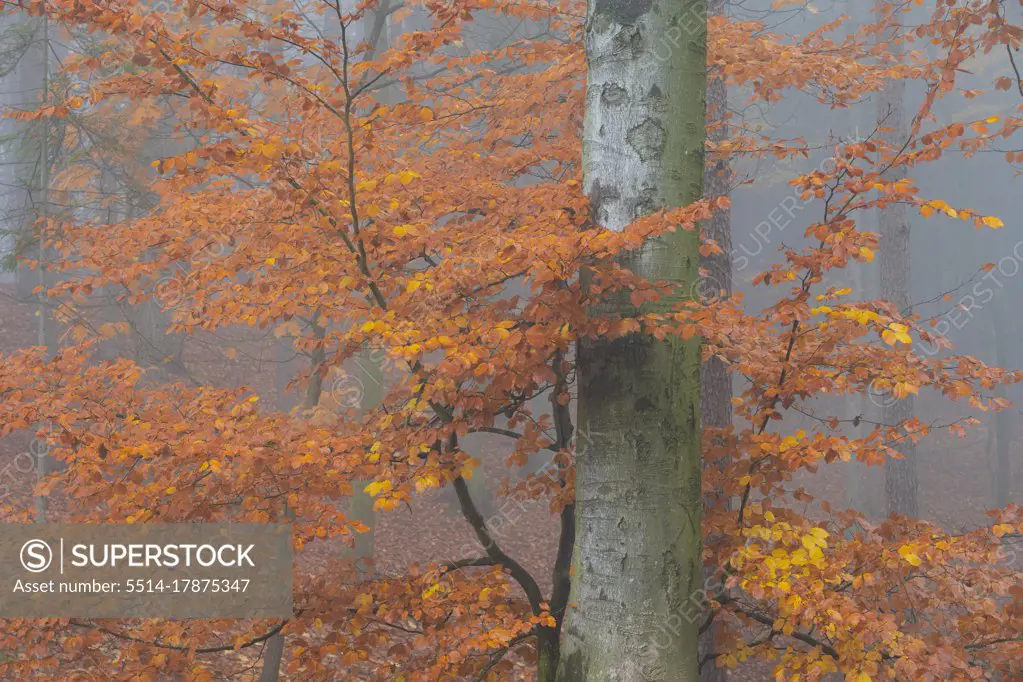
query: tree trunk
[
  {"left": 843, "top": 262, "right": 874, "bottom": 515},
  {"left": 258, "top": 635, "right": 286, "bottom": 682},
  {"left": 992, "top": 298, "right": 1012, "bottom": 507},
  {"left": 349, "top": 347, "right": 381, "bottom": 579},
  {"left": 994, "top": 389, "right": 1011, "bottom": 507},
  {"left": 556, "top": 0, "right": 707, "bottom": 679},
  {"left": 699, "top": 0, "right": 730, "bottom": 674},
  {"left": 33, "top": 13, "right": 52, "bottom": 524},
  {"left": 259, "top": 320, "right": 325, "bottom": 682},
  {"left": 877, "top": 10, "right": 917, "bottom": 518}
]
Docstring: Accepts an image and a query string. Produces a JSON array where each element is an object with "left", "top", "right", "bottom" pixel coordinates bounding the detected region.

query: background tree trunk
[
  {"left": 876, "top": 9, "right": 917, "bottom": 518},
  {"left": 349, "top": 347, "right": 381, "bottom": 579},
  {"left": 259, "top": 319, "right": 325, "bottom": 682},
  {"left": 699, "top": 0, "right": 730, "bottom": 674},
  {"left": 556, "top": 0, "right": 707, "bottom": 678},
  {"left": 992, "top": 297, "right": 1013, "bottom": 507},
  {"left": 257, "top": 637, "right": 286, "bottom": 682},
  {"left": 32, "top": 13, "right": 52, "bottom": 524}
]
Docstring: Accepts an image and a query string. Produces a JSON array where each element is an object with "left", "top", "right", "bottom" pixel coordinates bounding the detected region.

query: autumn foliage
[{"left": 0, "top": 0, "right": 1020, "bottom": 679}]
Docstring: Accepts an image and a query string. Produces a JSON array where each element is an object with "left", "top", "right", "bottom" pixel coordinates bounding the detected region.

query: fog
[{"left": 0, "top": 0, "right": 1018, "bottom": 679}]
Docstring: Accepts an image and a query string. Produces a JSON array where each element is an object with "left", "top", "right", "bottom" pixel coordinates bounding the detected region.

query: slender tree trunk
[
  {"left": 259, "top": 319, "right": 325, "bottom": 682},
  {"left": 699, "top": 1, "right": 730, "bottom": 675},
  {"left": 349, "top": 347, "right": 381, "bottom": 579},
  {"left": 843, "top": 262, "right": 873, "bottom": 515},
  {"left": 275, "top": 336, "right": 300, "bottom": 412},
  {"left": 13, "top": 14, "right": 44, "bottom": 300},
  {"left": 994, "top": 390, "right": 1011, "bottom": 507},
  {"left": 992, "top": 299, "right": 1012, "bottom": 507},
  {"left": 876, "top": 10, "right": 917, "bottom": 518},
  {"left": 258, "top": 637, "right": 286, "bottom": 682},
  {"left": 538, "top": 357, "right": 575, "bottom": 681},
  {"left": 262, "top": 339, "right": 297, "bottom": 682},
  {"left": 33, "top": 13, "right": 51, "bottom": 524},
  {"left": 556, "top": 0, "right": 707, "bottom": 679}
]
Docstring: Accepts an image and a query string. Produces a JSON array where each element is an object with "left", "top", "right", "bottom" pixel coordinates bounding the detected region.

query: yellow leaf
[
  {"left": 992, "top": 523, "right": 1013, "bottom": 537},
  {"left": 418, "top": 107, "right": 434, "bottom": 122},
  {"left": 893, "top": 382, "right": 919, "bottom": 399},
  {"left": 859, "top": 247, "right": 875, "bottom": 262},
  {"left": 415, "top": 475, "right": 440, "bottom": 493},
  {"left": 982, "top": 215, "right": 1005, "bottom": 228},
  {"left": 898, "top": 544, "right": 922, "bottom": 566},
  {"left": 882, "top": 323, "right": 912, "bottom": 345},
  {"left": 364, "top": 480, "right": 392, "bottom": 497}
]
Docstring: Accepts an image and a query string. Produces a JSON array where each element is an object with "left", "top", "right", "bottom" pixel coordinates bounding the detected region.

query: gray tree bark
[
  {"left": 556, "top": 0, "right": 707, "bottom": 679},
  {"left": 698, "top": 0, "right": 730, "bottom": 675},
  {"left": 349, "top": 347, "right": 381, "bottom": 579},
  {"left": 876, "top": 10, "right": 917, "bottom": 518},
  {"left": 992, "top": 297, "right": 1012, "bottom": 507},
  {"left": 260, "top": 319, "right": 325, "bottom": 682},
  {"left": 32, "top": 13, "right": 52, "bottom": 524}
]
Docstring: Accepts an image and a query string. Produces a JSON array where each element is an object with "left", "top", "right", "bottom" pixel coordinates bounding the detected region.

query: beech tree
[
  {"left": 555, "top": 0, "right": 707, "bottom": 677},
  {"left": 875, "top": 0, "right": 918, "bottom": 519}
]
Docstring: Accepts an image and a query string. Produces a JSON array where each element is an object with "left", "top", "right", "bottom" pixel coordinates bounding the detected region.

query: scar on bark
[
  {"left": 600, "top": 82, "right": 628, "bottom": 107},
  {"left": 627, "top": 118, "right": 666, "bottom": 162}
]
